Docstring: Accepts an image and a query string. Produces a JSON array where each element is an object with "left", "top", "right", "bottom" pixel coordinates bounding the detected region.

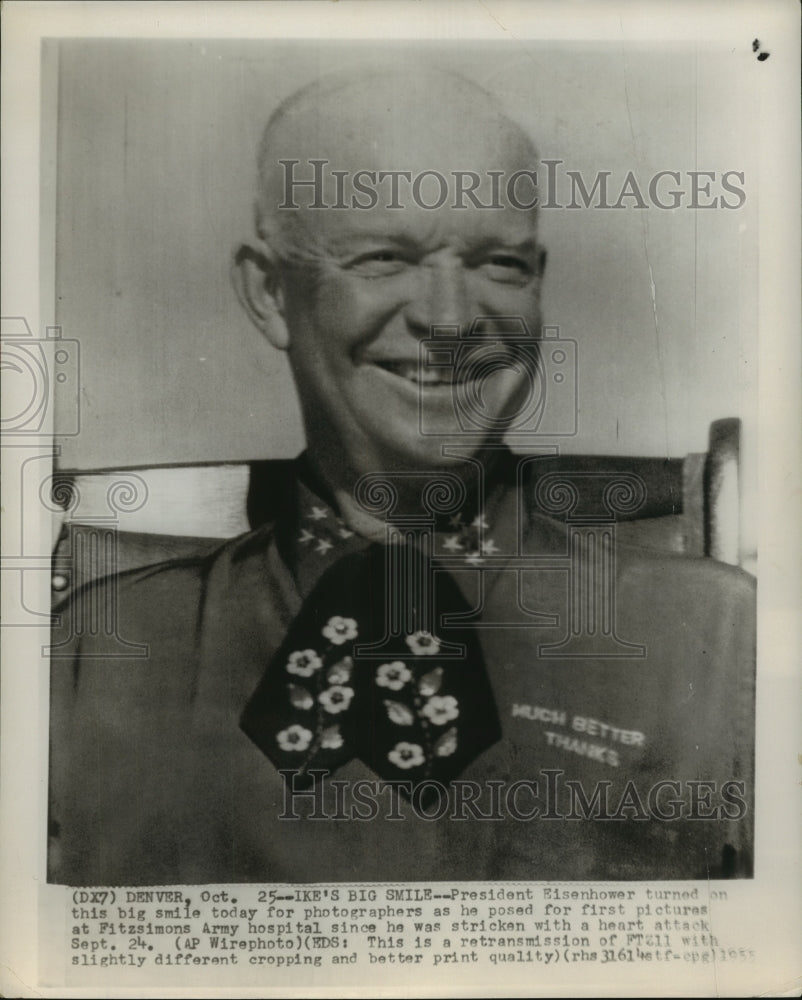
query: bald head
[
  {"left": 254, "top": 65, "right": 540, "bottom": 250},
  {"left": 233, "top": 62, "right": 547, "bottom": 483}
]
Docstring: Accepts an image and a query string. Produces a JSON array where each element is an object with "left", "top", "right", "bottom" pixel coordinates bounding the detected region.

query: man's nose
[{"left": 402, "top": 261, "right": 474, "bottom": 336}]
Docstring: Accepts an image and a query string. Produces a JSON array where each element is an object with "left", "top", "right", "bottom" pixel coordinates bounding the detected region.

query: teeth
[
  {"left": 377, "top": 361, "right": 466, "bottom": 386},
  {"left": 412, "top": 366, "right": 450, "bottom": 385},
  {"left": 377, "top": 361, "right": 454, "bottom": 385}
]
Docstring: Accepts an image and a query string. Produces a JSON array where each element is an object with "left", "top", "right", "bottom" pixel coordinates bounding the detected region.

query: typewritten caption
[{"left": 57, "top": 882, "right": 757, "bottom": 983}]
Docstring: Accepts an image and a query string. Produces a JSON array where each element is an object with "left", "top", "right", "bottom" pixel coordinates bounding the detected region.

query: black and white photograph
[{"left": 1, "top": 1, "right": 799, "bottom": 996}]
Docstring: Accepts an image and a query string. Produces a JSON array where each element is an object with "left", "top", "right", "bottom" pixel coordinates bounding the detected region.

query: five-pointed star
[
  {"left": 442, "top": 535, "right": 464, "bottom": 552},
  {"left": 308, "top": 506, "right": 329, "bottom": 520},
  {"left": 298, "top": 529, "right": 315, "bottom": 544},
  {"left": 471, "top": 515, "right": 489, "bottom": 531},
  {"left": 316, "top": 538, "right": 334, "bottom": 555},
  {"left": 465, "top": 551, "right": 485, "bottom": 566},
  {"left": 481, "top": 538, "right": 500, "bottom": 555}
]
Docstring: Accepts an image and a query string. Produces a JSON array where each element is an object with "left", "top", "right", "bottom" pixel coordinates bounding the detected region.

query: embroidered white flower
[
  {"left": 276, "top": 724, "right": 313, "bottom": 752},
  {"left": 322, "top": 616, "right": 358, "bottom": 645},
  {"left": 405, "top": 631, "right": 441, "bottom": 655},
  {"left": 320, "top": 725, "right": 344, "bottom": 750},
  {"left": 421, "top": 694, "right": 459, "bottom": 726},
  {"left": 318, "top": 685, "right": 355, "bottom": 714},
  {"left": 388, "top": 742, "right": 426, "bottom": 770},
  {"left": 286, "top": 649, "right": 322, "bottom": 677},
  {"left": 376, "top": 661, "right": 412, "bottom": 691}
]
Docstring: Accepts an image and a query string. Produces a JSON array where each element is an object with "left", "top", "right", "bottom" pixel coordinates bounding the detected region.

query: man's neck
[{"left": 302, "top": 445, "right": 509, "bottom": 531}]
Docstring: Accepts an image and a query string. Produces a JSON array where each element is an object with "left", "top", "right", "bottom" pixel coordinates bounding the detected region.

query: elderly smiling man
[{"left": 48, "top": 67, "right": 755, "bottom": 886}]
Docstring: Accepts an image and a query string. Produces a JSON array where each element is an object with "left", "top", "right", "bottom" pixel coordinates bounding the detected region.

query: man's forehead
[
  {"left": 269, "top": 128, "right": 532, "bottom": 185},
  {"left": 258, "top": 67, "right": 541, "bottom": 245},
  {"left": 283, "top": 204, "right": 540, "bottom": 253}
]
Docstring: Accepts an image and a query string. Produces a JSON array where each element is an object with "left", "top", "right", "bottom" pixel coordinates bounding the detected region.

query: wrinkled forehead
[
  {"left": 271, "top": 191, "right": 542, "bottom": 258},
  {"left": 257, "top": 71, "right": 541, "bottom": 249}
]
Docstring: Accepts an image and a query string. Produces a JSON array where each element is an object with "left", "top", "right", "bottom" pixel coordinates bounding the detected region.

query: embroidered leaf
[
  {"left": 384, "top": 699, "right": 415, "bottom": 726},
  {"left": 327, "top": 655, "right": 353, "bottom": 685},
  {"left": 320, "top": 725, "right": 344, "bottom": 750},
  {"left": 287, "top": 683, "right": 314, "bottom": 711},
  {"left": 418, "top": 666, "right": 443, "bottom": 697},
  {"left": 433, "top": 726, "right": 458, "bottom": 757}
]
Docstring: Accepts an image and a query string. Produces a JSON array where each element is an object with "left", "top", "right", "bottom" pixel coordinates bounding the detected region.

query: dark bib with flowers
[{"left": 240, "top": 542, "right": 501, "bottom": 799}]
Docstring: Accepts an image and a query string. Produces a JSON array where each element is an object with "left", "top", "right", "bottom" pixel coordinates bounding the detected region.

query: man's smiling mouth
[{"left": 371, "top": 360, "right": 460, "bottom": 386}]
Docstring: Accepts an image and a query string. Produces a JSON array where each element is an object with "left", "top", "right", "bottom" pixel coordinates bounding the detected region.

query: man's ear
[{"left": 230, "top": 242, "right": 289, "bottom": 350}]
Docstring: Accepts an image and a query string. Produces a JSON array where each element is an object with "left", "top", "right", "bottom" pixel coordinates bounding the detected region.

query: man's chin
[{"left": 367, "top": 433, "right": 490, "bottom": 476}]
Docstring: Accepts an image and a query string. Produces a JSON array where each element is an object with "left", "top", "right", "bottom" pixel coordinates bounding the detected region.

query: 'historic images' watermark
[{"left": 276, "top": 160, "right": 747, "bottom": 212}]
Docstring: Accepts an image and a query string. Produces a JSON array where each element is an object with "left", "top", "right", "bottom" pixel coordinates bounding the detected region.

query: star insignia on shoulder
[{"left": 442, "top": 535, "right": 464, "bottom": 552}]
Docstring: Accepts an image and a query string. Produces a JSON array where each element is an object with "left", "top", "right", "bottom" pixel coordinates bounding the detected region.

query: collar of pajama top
[{"left": 272, "top": 449, "right": 547, "bottom": 603}]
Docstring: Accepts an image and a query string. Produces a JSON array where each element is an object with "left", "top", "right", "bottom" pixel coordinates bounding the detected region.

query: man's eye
[
  {"left": 346, "top": 251, "right": 408, "bottom": 278},
  {"left": 482, "top": 255, "right": 532, "bottom": 283}
]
